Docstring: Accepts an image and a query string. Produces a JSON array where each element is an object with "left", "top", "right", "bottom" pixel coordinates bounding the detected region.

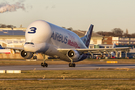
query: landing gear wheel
[
  {"left": 41, "top": 62, "right": 48, "bottom": 67},
  {"left": 33, "top": 56, "right": 37, "bottom": 59},
  {"left": 69, "top": 63, "right": 75, "bottom": 67},
  {"left": 73, "top": 63, "right": 75, "bottom": 67}
]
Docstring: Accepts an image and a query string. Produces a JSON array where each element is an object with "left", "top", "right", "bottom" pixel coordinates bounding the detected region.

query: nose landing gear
[
  {"left": 41, "top": 62, "right": 48, "bottom": 67},
  {"left": 41, "top": 54, "right": 48, "bottom": 67},
  {"left": 33, "top": 56, "right": 37, "bottom": 59}
]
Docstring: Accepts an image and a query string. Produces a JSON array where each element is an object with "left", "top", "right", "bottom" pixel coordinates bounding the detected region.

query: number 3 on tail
[{"left": 28, "top": 27, "right": 37, "bottom": 34}]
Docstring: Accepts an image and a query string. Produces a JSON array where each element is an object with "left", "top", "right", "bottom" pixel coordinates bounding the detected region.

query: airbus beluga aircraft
[{"left": 3, "top": 20, "right": 130, "bottom": 67}]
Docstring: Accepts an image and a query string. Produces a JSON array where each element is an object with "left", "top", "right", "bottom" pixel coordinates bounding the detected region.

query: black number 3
[{"left": 28, "top": 27, "right": 37, "bottom": 34}]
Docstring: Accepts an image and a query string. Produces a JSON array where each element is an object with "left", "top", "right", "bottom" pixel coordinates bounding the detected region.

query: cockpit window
[{"left": 25, "top": 42, "right": 34, "bottom": 45}]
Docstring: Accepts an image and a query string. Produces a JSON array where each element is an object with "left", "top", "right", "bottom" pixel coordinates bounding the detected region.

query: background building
[
  {"left": 119, "top": 37, "right": 135, "bottom": 45},
  {"left": 112, "top": 37, "right": 119, "bottom": 45},
  {"left": 90, "top": 33, "right": 103, "bottom": 45},
  {"left": 0, "top": 28, "right": 25, "bottom": 47},
  {"left": 102, "top": 36, "right": 112, "bottom": 45}
]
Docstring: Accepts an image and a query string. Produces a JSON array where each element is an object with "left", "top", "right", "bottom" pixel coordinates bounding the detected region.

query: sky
[{"left": 0, "top": 0, "right": 135, "bottom": 33}]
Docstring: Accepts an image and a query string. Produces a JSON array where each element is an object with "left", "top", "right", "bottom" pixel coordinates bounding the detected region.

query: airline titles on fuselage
[{"left": 51, "top": 31, "right": 80, "bottom": 48}]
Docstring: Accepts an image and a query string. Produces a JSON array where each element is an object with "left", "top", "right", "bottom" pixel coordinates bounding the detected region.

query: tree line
[
  {"left": 0, "top": 24, "right": 16, "bottom": 28},
  {"left": 63, "top": 27, "right": 135, "bottom": 38},
  {"left": 96, "top": 28, "right": 135, "bottom": 38}
]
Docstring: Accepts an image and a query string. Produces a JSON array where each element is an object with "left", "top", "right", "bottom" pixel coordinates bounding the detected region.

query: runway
[{"left": 1, "top": 64, "right": 135, "bottom": 70}]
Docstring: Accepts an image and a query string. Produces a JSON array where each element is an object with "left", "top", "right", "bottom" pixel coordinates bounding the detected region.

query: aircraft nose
[
  {"left": 24, "top": 42, "right": 48, "bottom": 53},
  {"left": 25, "top": 20, "right": 52, "bottom": 43},
  {"left": 24, "top": 42, "right": 35, "bottom": 52}
]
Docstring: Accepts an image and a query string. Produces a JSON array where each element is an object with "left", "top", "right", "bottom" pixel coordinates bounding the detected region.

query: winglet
[{"left": 81, "top": 24, "right": 94, "bottom": 48}]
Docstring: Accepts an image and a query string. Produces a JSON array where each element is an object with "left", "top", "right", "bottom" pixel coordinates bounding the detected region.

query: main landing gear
[
  {"left": 68, "top": 56, "right": 76, "bottom": 67},
  {"left": 69, "top": 63, "right": 75, "bottom": 67},
  {"left": 41, "top": 54, "right": 48, "bottom": 67},
  {"left": 40, "top": 54, "right": 76, "bottom": 67}
]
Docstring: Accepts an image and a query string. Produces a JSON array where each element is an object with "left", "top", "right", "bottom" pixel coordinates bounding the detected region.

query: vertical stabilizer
[{"left": 81, "top": 24, "right": 94, "bottom": 48}]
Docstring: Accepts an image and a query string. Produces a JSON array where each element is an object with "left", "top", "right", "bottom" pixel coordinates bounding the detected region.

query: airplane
[
  {"left": 0, "top": 49, "right": 11, "bottom": 54},
  {"left": 3, "top": 20, "right": 130, "bottom": 67},
  {"left": 0, "top": 45, "right": 11, "bottom": 54}
]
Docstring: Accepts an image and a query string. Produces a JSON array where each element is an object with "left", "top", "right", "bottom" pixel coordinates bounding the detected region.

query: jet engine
[
  {"left": 67, "top": 50, "right": 80, "bottom": 61},
  {"left": 21, "top": 50, "right": 33, "bottom": 59}
]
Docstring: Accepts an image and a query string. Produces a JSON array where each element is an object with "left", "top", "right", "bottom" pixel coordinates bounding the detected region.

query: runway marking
[
  {"left": 106, "top": 61, "right": 118, "bottom": 63},
  {"left": 0, "top": 70, "right": 5, "bottom": 73}
]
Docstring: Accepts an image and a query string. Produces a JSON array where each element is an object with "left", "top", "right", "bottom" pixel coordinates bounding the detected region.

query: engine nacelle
[
  {"left": 67, "top": 50, "right": 80, "bottom": 61},
  {"left": 21, "top": 50, "right": 33, "bottom": 59}
]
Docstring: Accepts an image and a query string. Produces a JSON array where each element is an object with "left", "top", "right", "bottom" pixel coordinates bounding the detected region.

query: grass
[
  {"left": 0, "top": 59, "right": 68, "bottom": 66},
  {"left": 1, "top": 80, "right": 135, "bottom": 90},
  {"left": 1, "top": 70, "right": 135, "bottom": 89},
  {"left": 1, "top": 70, "right": 135, "bottom": 79},
  {"left": 87, "top": 58, "right": 135, "bottom": 64}
]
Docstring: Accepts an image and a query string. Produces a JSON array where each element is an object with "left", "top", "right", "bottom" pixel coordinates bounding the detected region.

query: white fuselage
[{"left": 24, "top": 20, "right": 87, "bottom": 62}]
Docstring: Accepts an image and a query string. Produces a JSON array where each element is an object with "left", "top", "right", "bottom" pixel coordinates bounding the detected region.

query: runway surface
[{"left": 1, "top": 64, "right": 135, "bottom": 70}]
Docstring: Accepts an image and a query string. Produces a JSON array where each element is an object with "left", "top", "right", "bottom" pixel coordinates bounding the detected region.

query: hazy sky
[{"left": 0, "top": 0, "right": 135, "bottom": 33}]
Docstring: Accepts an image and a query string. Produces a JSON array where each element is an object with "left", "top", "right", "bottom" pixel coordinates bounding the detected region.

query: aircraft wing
[
  {"left": 0, "top": 46, "right": 24, "bottom": 54},
  {"left": 3, "top": 46, "right": 24, "bottom": 50},
  {"left": 58, "top": 47, "right": 130, "bottom": 54}
]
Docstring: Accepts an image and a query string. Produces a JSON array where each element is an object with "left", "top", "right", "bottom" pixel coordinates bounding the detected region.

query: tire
[
  {"left": 45, "top": 63, "right": 48, "bottom": 67},
  {"left": 41, "top": 62, "right": 48, "bottom": 67},
  {"left": 69, "top": 63, "right": 75, "bottom": 67},
  {"left": 73, "top": 63, "right": 75, "bottom": 67},
  {"left": 33, "top": 56, "right": 37, "bottom": 59}
]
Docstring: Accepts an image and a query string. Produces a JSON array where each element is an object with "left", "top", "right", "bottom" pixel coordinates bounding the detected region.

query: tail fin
[{"left": 81, "top": 24, "right": 94, "bottom": 48}]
